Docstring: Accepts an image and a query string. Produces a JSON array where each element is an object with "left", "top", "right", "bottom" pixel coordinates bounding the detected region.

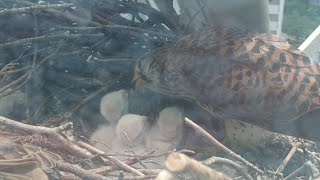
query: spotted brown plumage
[{"left": 134, "top": 27, "right": 320, "bottom": 141}]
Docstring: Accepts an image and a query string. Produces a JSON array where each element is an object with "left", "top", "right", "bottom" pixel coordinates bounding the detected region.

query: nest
[{"left": 0, "top": 0, "right": 320, "bottom": 179}]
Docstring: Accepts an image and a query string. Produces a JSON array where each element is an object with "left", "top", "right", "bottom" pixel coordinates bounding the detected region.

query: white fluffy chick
[
  {"left": 115, "top": 114, "right": 149, "bottom": 146},
  {"left": 90, "top": 89, "right": 128, "bottom": 152},
  {"left": 100, "top": 89, "right": 128, "bottom": 124},
  {"left": 145, "top": 106, "right": 184, "bottom": 152},
  {"left": 90, "top": 125, "right": 115, "bottom": 152},
  {"left": 90, "top": 114, "right": 149, "bottom": 154}
]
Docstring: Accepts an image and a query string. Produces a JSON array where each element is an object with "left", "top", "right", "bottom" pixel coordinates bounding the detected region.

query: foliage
[{"left": 282, "top": 0, "right": 320, "bottom": 47}]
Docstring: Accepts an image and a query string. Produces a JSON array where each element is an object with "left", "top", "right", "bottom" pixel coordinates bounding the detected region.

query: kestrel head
[{"left": 133, "top": 47, "right": 168, "bottom": 91}]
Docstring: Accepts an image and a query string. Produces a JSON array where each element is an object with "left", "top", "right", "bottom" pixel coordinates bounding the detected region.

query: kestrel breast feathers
[{"left": 134, "top": 27, "right": 320, "bottom": 141}]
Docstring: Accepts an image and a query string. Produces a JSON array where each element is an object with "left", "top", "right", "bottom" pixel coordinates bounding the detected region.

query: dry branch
[
  {"left": 156, "top": 152, "right": 231, "bottom": 180},
  {"left": 275, "top": 143, "right": 301, "bottom": 175},
  {"left": 202, "top": 156, "right": 253, "bottom": 180},
  {"left": 184, "top": 117, "right": 264, "bottom": 174},
  {"left": 0, "top": 116, "right": 92, "bottom": 159},
  {"left": 57, "top": 161, "right": 108, "bottom": 180},
  {"left": 104, "top": 156, "right": 145, "bottom": 176}
]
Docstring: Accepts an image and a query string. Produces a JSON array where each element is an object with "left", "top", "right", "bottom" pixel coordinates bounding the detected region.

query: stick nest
[{"left": 0, "top": 0, "right": 320, "bottom": 179}]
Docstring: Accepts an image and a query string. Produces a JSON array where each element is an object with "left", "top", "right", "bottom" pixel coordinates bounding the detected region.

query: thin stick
[
  {"left": 123, "top": 174, "right": 157, "bottom": 180},
  {"left": 195, "top": 0, "right": 209, "bottom": 28},
  {"left": 202, "top": 156, "right": 253, "bottom": 180},
  {"left": 37, "top": 40, "right": 64, "bottom": 66},
  {"left": 57, "top": 25, "right": 177, "bottom": 39},
  {"left": 144, "top": 0, "right": 151, "bottom": 6},
  {"left": 122, "top": 131, "right": 147, "bottom": 169},
  {"left": 298, "top": 148, "right": 320, "bottom": 162},
  {"left": 275, "top": 143, "right": 300, "bottom": 174},
  {"left": 89, "top": 158, "right": 144, "bottom": 175},
  {"left": 57, "top": 161, "right": 108, "bottom": 180},
  {"left": 184, "top": 117, "right": 264, "bottom": 174},
  {"left": 71, "top": 85, "right": 109, "bottom": 113},
  {"left": 0, "top": 3, "right": 74, "bottom": 15},
  {"left": 77, "top": 141, "right": 144, "bottom": 176},
  {"left": 104, "top": 156, "right": 145, "bottom": 176},
  {"left": 284, "top": 161, "right": 316, "bottom": 180},
  {"left": 32, "top": 11, "right": 39, "bottom": 66},
  {"left": 0, "top": 33, "right": 104, "bottom": 48},
  {"left": 93, "top": 58, "right": 136, "bottom": 63},
  {"left": 0, "top": 72, "right": 30, "bottom": 94},
  {"left": 0, "top": 74, "right": 29, "bottom": 98},
  {"left": 3, "top": 66, "right": 32, "bottom": 76}
]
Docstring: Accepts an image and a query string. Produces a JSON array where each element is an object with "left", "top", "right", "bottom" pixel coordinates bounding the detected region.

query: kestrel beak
[{"left": 133, "top": 70, "right": 145, "bottom": 89}]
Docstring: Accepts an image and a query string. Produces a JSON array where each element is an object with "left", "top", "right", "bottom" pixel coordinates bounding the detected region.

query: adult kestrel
[{"left": 134, "top": 27, "right": 320, "bottom": 141}]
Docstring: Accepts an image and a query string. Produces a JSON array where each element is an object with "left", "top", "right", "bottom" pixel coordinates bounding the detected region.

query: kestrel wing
[{"left": 161, "top": 28, "right": 320, "bottom": 133}]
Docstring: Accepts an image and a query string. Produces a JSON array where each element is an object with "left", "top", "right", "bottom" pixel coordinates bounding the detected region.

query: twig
[
  {"left": 284, "top": 161, "right": 319, "bottom": 180},
  {"left": 18, "top": 0, "right": 101, "bottom": 26},
  {"left": 104, "top": 156, "right": 145, "bottom": 176},
  {"left": 184, "top": 117, "right": 264, "bottom": 174},
  {"left": 89, "top": 155, "right": 150, "bottom": 175},
  {"left": 102, "top": 24, "right": 177, "bottom": 39},
  {"left": 0, "top": 3, "right": 74, "bottom": 15},
  {"left": 275, "top": 143, "right": 301, "bottom": 175},
  {"left": 0, "top": 33, "right": 104, "bottom": 48},
  {"left": 57, "top": 25, "right": 177, "bottom": 39},
  {"left": 122, "top": 131, "right": 147, "bottom": 169},
  {"left": 202, "top": 156, "right": 253, "bottom": 180},
  {"left": 36, "top": 40, "right": 64, "bottom": 66},
  {"left": 82, "top": 151, "right": 166, "bottom": 159},
  {"left": 94, "top": 14, "right": 117, "bottom": 25},
  {"left": 77, "top": 141, "right": 144, "bottom": 176},
  {"left": 32, "top": 10, "right": 39, "bottom": 66},
  {"left": 298, "top": 148, "right": 320, "bottom": 162},
  {"left": 195, "top": 0, "right": 210, "bottom": 28},
  {"left": 0, "top": 62, "right": 20, "bottom": 76},
  {"left": 57, "top": 161, "right": 109, "bottom": 180},
  {"left": 71, "top": 85, "right": 108, "bottom": 113},
  {"left": 32, "top": 86, "right": 75, "bottom": 121},
  {"left": 0, "top": 116, "right": 92, "bottom": 159},
  {"left": 156, "top": 152, "right": 231, "bottom": 180},
  {"left": 94, "top": 58, "right": 136, "bottom": 63},
  {"left": 0, "top": 72, "right": 30, "bottom": 94},
  {"left": 0, "top": 47, "right": 52, "bottom": 76},
  {"left": 123, "top": 174, "right": 157, "bottom": 180},
  {"left": 138, "top": 169, "right": 161, "bottom": 175},
  {"left": 0, "top": 74, "right": 29, "bottom": 98},
  {"left": 177, "top": 149, "right": 195, "bottom": 156},
  {"left": 77, "top": 140, "right": 106, "bottom": 155},
  {"left": 144, "top": 0, "right": 151, "bottom": 7},
  {"left": 2, "top": 66, "right": 32, "bottom": 76}
]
